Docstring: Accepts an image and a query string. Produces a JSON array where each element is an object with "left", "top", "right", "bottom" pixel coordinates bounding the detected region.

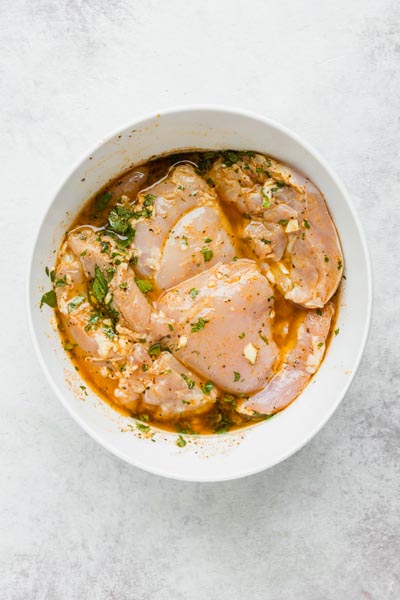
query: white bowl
[{"left": 27, "top": 106, "right": 372, "bottom": 482}]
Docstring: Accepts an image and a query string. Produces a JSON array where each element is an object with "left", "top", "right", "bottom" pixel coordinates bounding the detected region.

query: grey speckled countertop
[{"left": 1, "top": 1, "right": 399, "bottom": 598}]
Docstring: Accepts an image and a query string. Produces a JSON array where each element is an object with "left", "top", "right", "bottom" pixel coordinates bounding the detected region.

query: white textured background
[{"left": 1, "top": 1, "right": 399, "bottom": 598}]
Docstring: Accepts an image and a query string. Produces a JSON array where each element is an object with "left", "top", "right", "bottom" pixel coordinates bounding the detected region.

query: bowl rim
[{"left": 26, "top": 104, "right": 373, "bottom": 481}]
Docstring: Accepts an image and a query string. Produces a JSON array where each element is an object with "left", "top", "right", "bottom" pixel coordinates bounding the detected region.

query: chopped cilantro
[
  {"left": 278, "top": 219, "right": 289, "bottom": 226},
  {"left": 181, "top": 373, "right": 195, "bottom": 389},
  {"left": 176, "top": 435, "right": 187, "bottom": 447},
  {"left": 303, "top": 219, "right": 311, "bottom": 229},
  {"left": 84, "top": 313, "right": 100, "bottom": 331},
  {"left": 92, "top": 265, "right": 108, "bottom": 304},
  {"left": 148, "top": 343, "right": 161, "bottom": 357},
  {"left": 335, "top": 328, "right": 340, "bottom": 336},
  {"left": 204, "top": 237, "right": 212, "bottom": 243},
  {"left": 102, "top": 326, "right": 116, "bottom": 339},
  {"left": 233, "top": 371, "right": 240, "bottom": 382},
  {"left": 40, "top": 290, "right": 57, "bottom": 309},
  {"left": 259, "top": 333, "right": 269, "bottom": 345},
  {"left": 201, "top": 381, "right": 214, "bottom": 395},
  {"left": 119, "top": 282, "right": 128, "bottom": 290},
  {"left": 136, "top": 422, "right": 150, "bottom": 433},
  {"left": 135, "top": 278, "right": 153, "bottom": 293},
  {"left": 201, "top": 247, "right": 213, "bottom": 262},
  {"left": 67, "top": 295, "right": 85, "bottom": 313},
  {"left": 223, "top": 395, "right": 237, "bottom": 408},
  {"left": 261, "top": 188, "right": 270, "bottom": 208},
  {"left": 191, "top": 317, "right": 209, "bottom": 332},
  {"left": 168, "top": 323, "right": 174, "bottom": 331},
  {"left": 63, "top": 341, "right": 76, "bottom": 351},
  {"left": 143, "top": 193, "right": 156, "bottom": 207},
  {"left": 189, "top": 288, "right": 199, "bottom": 298}
]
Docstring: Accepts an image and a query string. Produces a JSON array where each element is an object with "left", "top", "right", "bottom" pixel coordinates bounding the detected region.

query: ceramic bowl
[{"left": 27, "top": 106, "right": 372, "bottom": 481}]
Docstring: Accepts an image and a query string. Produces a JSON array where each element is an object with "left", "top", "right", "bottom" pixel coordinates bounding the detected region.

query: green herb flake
[
  {"left": 64, "top": 341, "right": 76, "bottom": 351},
  {"left": 259, "top": 333, "right": 269, "bottom": 345},
  {"left": 233, "top": 371, "right": 241, "bottom": 382},
  {"left": 189, "top": 288, "right": 199, "bottom": 298},
  {"left": 92, "top": 265, "right": 108, "bottom": 304},
  {"left": 317, "top": 342, "right": 324, "bottom": 348},
  {"left": 278, "top": 219, "right": 289, "bottom": 226},
  {"left": 191, "top": 317, "right": 209, "bottom": 333},
  {"left": 143, "top": 193, "right": 156, "bottom": 207},
  {"left": 136, "top": 422, "right": 150, "bottom": 433},
  {"left": 324, "top": 256, "right": 329, "bottom": 263},
  {"left": 206, "top": 177, "right": 215, "bottom": 187},
  {"left": 303, "top": 219, "right": 311, "bottom": 229},
  {"left": 201, "top": 247, "right": 213, "bottom": 262},
  {"left": 204, "top": 237, "right": 212, "bottom": 243},
  {"left": 40, "top": 290, "right": 57, "bottom": 309},
  {"left": 223, "top": 395, "right": 237, "bottom": 408},
  {"left": 84, "top": 313, "right": 100, "bottom": 331},
  {"left": 176, "top": 435, "right": 187, "bottom": 447},
  {"left": 177, "top": 185, "right": 185, "bottom": 191},
  {"left": 102, "top": 326, "right": 116, "bottom": 339},
  {"left": 335, "top": 328, "right": 340, "bottom": 336},
  {"left": 135, "top": 278, "right": 153, "bottom": 294},
  {"left": 316, "top": 308, "right": 323, "bottom": 316},
  {"left": 148, "top": 343, "right": 161, "bottom": 358},
  {"left": 338, "top": 259, "right": 343, "bottom": 270},
  {"left": 181, "top": 373, "right": 195, "bottom": 389},
  {"left": 201, "top": 381, "right": 214, "bottom": 395},
  {"left": 54, "top": 275, "right": 67, "bottom": 287},
  {"left": 261, "top": 188, "right": 270, "bottom": 208},
  {"left": 67, "top": 295, "right": 85, "bottom": 313},
  {"left": 119, "top": 282, "right": 128, "bottom": 290},
  {"left": 239, "top": 332, "right": 245, "bottom": 339},
  {"left": 261, "top": 238, "right": 271, "bottom": 245}
]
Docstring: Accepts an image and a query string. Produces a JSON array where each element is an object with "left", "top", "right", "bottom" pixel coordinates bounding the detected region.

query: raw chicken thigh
[
  {"left": 238, "top": 302, "right": 334, "bottom": 415},
  {"left": 157, "top": 260, "right": 279, "bottom": 394},
  {"left": 209, "top": 154, "right": 343, "bottom": 308}
]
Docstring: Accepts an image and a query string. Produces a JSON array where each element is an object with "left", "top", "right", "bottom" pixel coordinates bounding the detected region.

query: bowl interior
[{"left": 28, "top": 107, "right": 372, "bottom": 481}]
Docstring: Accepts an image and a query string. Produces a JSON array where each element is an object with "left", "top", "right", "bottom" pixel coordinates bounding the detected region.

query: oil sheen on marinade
[{"left": 54, "top": 150, "right": 342, "bottom": 435}]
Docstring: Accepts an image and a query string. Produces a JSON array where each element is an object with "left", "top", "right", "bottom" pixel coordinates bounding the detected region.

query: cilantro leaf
[
  {"left": 201, "top": 381, "right": 214, "bottom": 395},
  {"left": 201, "top": 247, "right": 213, "bottom": 262},
  {"left": 135, "top": 278, "right": 153, "bottom": 293},
  {"left": 92, "top": 266, "right": 108, "bottom": 304},
  {"left": 191, "top": 317, "right": 209, "bottom": 333},
  {"left": 181, "top": 373, "right": 195, "bottom": 389},
  {"left": 40, "top": 290, "right": 56, "bottom": 309},
  {"left": 67, "top": 295, "right": 85, "bottom": 313}
]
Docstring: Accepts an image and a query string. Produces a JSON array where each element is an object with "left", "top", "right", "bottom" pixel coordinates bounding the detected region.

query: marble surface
[{"left": 1, "top": 0, "right": 399, "bottom": 598}]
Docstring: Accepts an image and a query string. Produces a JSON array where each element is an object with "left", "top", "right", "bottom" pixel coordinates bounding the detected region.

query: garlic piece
[{"left": 243, "top": 342, "right": 258, "bottom": 365}]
